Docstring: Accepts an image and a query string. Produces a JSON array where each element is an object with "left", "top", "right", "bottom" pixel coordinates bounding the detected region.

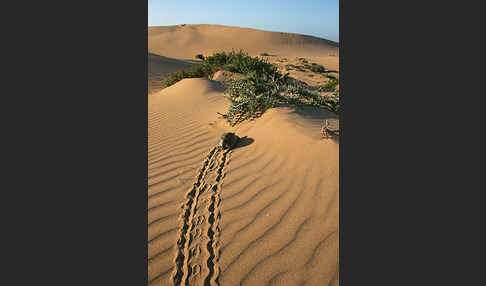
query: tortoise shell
[{"left": 219, "top": 132, "right": 239, "bottom": 150}]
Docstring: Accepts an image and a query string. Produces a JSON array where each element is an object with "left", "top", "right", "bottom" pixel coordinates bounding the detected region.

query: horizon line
[{"left": 148, "top": 23, "right": 339, "bottom": 44}]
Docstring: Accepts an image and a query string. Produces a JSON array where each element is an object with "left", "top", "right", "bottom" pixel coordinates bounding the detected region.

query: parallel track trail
[{"left": 171, "top": 147, "right": 230, "bottom": 286}]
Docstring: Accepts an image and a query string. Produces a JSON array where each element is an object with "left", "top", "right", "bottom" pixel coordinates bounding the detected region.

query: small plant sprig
[
  {"left": 323, "top": 78, "right": 339, "bottom": 90},
  {"left": 321, "top": 119, "right": 339, "bottom": 139}
]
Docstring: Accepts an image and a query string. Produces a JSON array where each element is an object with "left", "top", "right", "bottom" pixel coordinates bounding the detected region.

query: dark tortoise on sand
[{"left": 219, "top": 132, "right": 239, "bottom": 150}]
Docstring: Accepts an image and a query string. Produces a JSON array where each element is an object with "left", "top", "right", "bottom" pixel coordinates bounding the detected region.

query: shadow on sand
[
  {"left": 233, "top": 136, "right": 254, "bottom": 150},
  {"left": 273, "top": 103, "right": 340, "bottom": 143}
]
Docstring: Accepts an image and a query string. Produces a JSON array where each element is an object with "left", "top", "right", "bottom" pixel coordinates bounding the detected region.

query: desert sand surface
[
  {"left": 148, "top": 24, "right": 339, "bottom": 286},
  {"left": 148, "top": 53, "right": 194, "bottom": 95}
]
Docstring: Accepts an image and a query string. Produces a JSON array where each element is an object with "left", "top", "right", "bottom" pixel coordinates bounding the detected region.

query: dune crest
[
  {"left": 149, "top": 24, "right": 338, "bottom": 60},
  {"left": 148, "top": 53, "right": 194, "bottom": 95}
]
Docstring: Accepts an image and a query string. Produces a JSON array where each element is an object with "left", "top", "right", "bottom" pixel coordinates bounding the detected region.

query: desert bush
[
  {"left": 165, "top": 63, "right": 212, "bottom": 87},
  {"left": 225, "top": 67, "right": 289, "bottom": 124},
  {"left": 164, "top": 50, "right": 339, "bottom": 124},
  {"left": 220, "top": 50, "right": 277, "bottom": 76},
  {"left": 298, "top": 58, "right": 309, "bottom": 63},
  {"left": 165, "top": 50, "right": 277, "bottom": 87},
  {"left": 195, "top": 54, "right": 205, "bottom": 60},
  {"left": 277, "top": 80, "right": 340, "bottom": 112},
  {"left": 308, "top": 63, "right": 326, "bottom": 73},
  {"left": 286, "top": 64, "right": 306, "bottom": 72},
  {"left": 323, "top": 78, "right": 339, "bottom": 90}
]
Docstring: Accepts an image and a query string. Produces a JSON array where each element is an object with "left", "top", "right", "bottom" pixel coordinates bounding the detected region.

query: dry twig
[{"left": 321, "top": 120, "right": 331, "bottom": 139}]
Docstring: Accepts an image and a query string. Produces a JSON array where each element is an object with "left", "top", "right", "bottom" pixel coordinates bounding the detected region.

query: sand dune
[
  {"left": 149, "top": 24, "right": 338, "bottom": 60},
  {"left": 148, "top": 24, "right": 339, "bottom": 286},
  {"left": 148, "top": 53, "right": 194, "bottom": 95}
]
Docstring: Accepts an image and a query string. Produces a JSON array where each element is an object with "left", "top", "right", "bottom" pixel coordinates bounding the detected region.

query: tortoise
[{"left": 218, "top": 132, "right": 239, "bottom": 150}]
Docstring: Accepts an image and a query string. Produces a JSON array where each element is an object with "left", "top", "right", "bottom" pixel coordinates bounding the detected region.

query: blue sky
[{"left": 148, "top": 0, "right": 339, "bottom": 42}]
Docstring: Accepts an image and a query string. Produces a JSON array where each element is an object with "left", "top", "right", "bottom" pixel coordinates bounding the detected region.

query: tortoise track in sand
[{"left": 171, "top": 146, "right": 231, "bottom": 286}]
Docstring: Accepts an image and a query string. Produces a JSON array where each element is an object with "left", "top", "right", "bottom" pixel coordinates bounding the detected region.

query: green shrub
[
  {"left": 195, "top": 54, "right": 205, "bottom": 60},
  {"left": 165, "top": 63, "right": 213, "bottom": 87},
  {"left": 165, "top": 50, "right": 277, "bottom": 88},
  {"left": 323, "top": 78, "right": 339, "bottom": 90},
  {"left": 309, "top": 63, "right": 326, "bottom": 73},
  {"left": 164, "top": 50, "right": 339, "bottom": 124},
  {"left": 299, "top": 58, "right": 308, "bottom": 63},
  {"left": 286, "top": 64, "right": 306, "bottom": 72},
  {"left": 219, "top": 50, "right": 277, "bottom": 76},
  {"left": 225, "top": 68, "right": 288, "bottom": 124}
]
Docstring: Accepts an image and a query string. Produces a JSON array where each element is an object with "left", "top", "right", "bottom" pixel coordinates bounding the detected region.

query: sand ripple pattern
[{"left": 148, "top": 79, "right": 339, "bottom": 286}]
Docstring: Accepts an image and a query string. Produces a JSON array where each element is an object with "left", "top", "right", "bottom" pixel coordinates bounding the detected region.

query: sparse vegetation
[
  {"left": 225, "top": 64, "right": 340, "bottom": 125},
  {"left": 298, "top": 58, "right": 308, "bottom": 63},
  {"left": 165, "top": 50, "right": 277, "bottom": 88},
  {"left": 308, "top": 63, "right": 326, "bottom": 73},
  {"left": 285, "top": 62, "right": 328, "bottom": 74},
  {"left": 165, "top": 63, "right": 213, "bottom": 87},
  {"left": 285, "top": 64, "right": 306, "bottom": 72},
  {"left": 195, "top": 54, "right": 205, "bottom": 60},
  {"left": 282, "top": 84, "right": 340, "bottom": 113},
  {"left": 225, "top": 70, "right": 289, "bottom": 125},
  {"left": 323, "top": 78, "right": 339, "bottom": 90},
  {"left": 164, "top": 50, "right": 340, "bottom": 125}
]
